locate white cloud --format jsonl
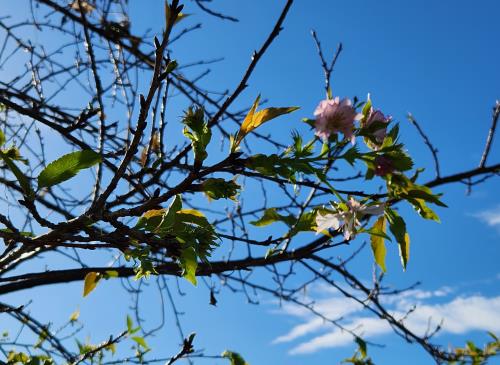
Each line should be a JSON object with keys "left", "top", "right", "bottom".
{"left": 474, "top": 205, "right": 500, "bottom": 229}
{"left": 273, "top": 287, "right": 500, "bottom": 355}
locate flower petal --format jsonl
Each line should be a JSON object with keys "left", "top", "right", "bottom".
{"left": 315, "top": 212, "right": 340, "bottom": 234}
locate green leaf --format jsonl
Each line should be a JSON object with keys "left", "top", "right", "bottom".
{"left": 386, "top": 209, "right": 410, "bottom": 270}
{"left": 355, "top": 337, "right": 368, "bottom": 359}
{"left": 370, "top": 216, "right": 387, "bottom": 272}
{"left": 406, "top": 188, "right": 447, "bottom": 207}
{"left": 399, "top": 233, "right": 410, "bottom": 271}
{"left": 0, "top": 130, "right": 5, "bottom": 146}
{"left": 176, "top": 209, "right": 211, "bottom": 228}
{"left": 182, "top": 107, "right": 211, "bottom": 162}
{"left": 126, "top": 315, "right": 140, "bottom": 335}
{"left": 131, "top": 336, "right": 150, "bottom": 350}
{"left": 136, "top": 195, "right": 182, "bottom": 232}
{"left": 250, "top": 208, "right": 294, "bottom": 227}
{"left": 180, "top": 247, "right": 198, "bottom": 286}
{"left": 408, "top": 198, "right": 440, "bottom": 222}
{"left": 361, "top": 97, "right": 372, "bottom": 118}
{"left": 201, "top": 178, "right": 240, "bottom": 201}
{"left": 34, "top": 327, "right": 49, "bottom": 348}
{"left": 83, "top": 271, "right": 100, "bottom": 297}
{"left": 38, "top": 150, "right": 101, "bottom": 188}
{"left": 0, "top": 150, "right": 32, "bottom": 197}
{"left": 222, "top": 350, "right": 249, "bottom": 365}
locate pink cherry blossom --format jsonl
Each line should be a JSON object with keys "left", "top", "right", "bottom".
{"left": 315, "top": 198, "right": 385, "bottom": 240}
{"left": 314, "top": 97, "right": 362, "bottom": 144}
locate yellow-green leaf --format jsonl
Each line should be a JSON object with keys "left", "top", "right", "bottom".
{"left": 222, "top": 350, "right": 249, "bottom": 365}
{"left": 370, "top": 216, "right": 387, "bottom": 272}
{"left": 69, "top": 309, "right": 80, "bottom": 322}
{"left": 231, "top": 95, "right": 299, "bottom": 152}
{"left": 38, "top": 150, "right": 101, "bottom": 189}
{"left": 180, "top": 247, "right": 198, "bottom": 286}
{"left": 83, "top": 272, "right": 100, "bottom": 297}
{"left": 131, "top": 336, "right": 150, "bottom": 350}
{"left": 399, "top": 233, "right": 410, "bottom": 270}
{"left": 165, "top": 1, "right": 190, "bottom": 26}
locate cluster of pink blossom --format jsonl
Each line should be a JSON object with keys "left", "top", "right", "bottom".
{"left": 313, "top": 97, "right": 362, "bottom": 144}
{"left": 314, "top": 96, "right": 391, "bottom": 148}
{"left": 316, "top": 197, "right": 385, "bottom": 240}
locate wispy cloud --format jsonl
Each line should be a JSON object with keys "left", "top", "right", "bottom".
{"left": 474, "top": 205, "right": 500, "bottom": 230}
{"left": 273, "top": 286, "right": 500, "bottom": 355}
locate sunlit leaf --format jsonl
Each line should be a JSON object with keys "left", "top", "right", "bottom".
{"left": 231, "top": 95, "right": 299, "bottom": 152}
{"left": 386, "top": 209, "right": 410, "bottom": 270}
{"left": 180, "top": 247, "right": 198, "bottom": 286}
{"left": 69, "top": 309, "right": 80, "bottom": 322}
{"left": 83, "top": 272, "right": 100, "bottom": 297}
{"left": 222, "top": 350, "right": 249, "bottom": 365}
{"left": 131, "top": 336, "right": 150, "bottom": 350}
{"left": 38, "top": 150, "right": 101, "bottom": 189}
{"left": 370, "top": 216, "right": 387, "bottom": 272}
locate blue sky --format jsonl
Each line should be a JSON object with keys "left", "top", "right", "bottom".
{"left": 1, "top": 0, "right": 500, "bottom": 364}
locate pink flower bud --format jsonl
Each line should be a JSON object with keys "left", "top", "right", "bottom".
{"left": 374, "top": 155, "right": 394, "bottom": 176}
{"left": 363, "top": 107, "right": 391, "bottom": 148}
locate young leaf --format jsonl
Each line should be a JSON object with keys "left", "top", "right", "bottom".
{"left": 83, "top": 272, "right": 100, "bottom": 297}
{"left": 182, "top": 107, "right": 211, "bottom": 162}
{"left": 38, "top": 150, "right": 101, "bottom": 189}
{"left": 69, "top": 309, "right": 80, "bottom": 322}
{"left": 221, "top": 350, "right": 249, "bottom": 365}
{"left": 0, "top": 130, "right": 5, "bottom": 146}
{"left": 231, "top": 95, "right": 299, "bottom": 152}
{"left": 370, "top": 216, "right": 387, "bottom": 272}
{"left": 131, "top": 336, "right": 150, "bottom": 350}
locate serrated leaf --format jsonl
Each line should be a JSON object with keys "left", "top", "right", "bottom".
{"left": 177, "top": 209, "right": 210, "bottom": 228}
{"left": 370, "top": 216, "right": 387, "bottom": 272}
{"left": 182, "top": 107, "right": 211, "bottom": 162}
{"left": 38, "top": 150, "right": 101, "bottom": 188}
{"left": 222, "top": 350, "right": 249, "bottom": 365}
{"left": 83, "top": 272, "right": 100, "bottom": 297}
